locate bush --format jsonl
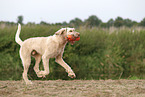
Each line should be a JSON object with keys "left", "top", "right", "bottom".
{"left": 0, "top": 25, "right": 145, "bottom": 80}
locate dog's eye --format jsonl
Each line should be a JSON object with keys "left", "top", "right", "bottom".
{"left": 70, "top": 30, "right": 73, "bottom": 32}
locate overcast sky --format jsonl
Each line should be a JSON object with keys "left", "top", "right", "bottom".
{"left": 0, "top": 0, "right": 145, "bottom": 24}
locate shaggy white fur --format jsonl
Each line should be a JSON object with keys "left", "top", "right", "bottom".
{"left": 15, "top": 24, "right": 80, "bottom": 84}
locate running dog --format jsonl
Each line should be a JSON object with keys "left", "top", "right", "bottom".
{"left": 15, "top": 24, "right": 80, "bottom": 84}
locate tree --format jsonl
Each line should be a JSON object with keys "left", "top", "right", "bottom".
{"left": 107, "top": 18, "right": 114, "bottom": 27}
{"left": 62, "top": 21, "right": 68, "bottom": 26}
{"left": 132, "top": 21, "right": 138, "bottom": 26}
{"left": 85, "top": 15, "right": 102, "bottom": 27}
{"left": 17, "top": 15, "right": 24, "bottom": 24}
{"left": 40, "top": 21, "right": 48, "bottom": 25}
{"left": 124, "top": 18, "right": 133, "bottom": 27}
{"left": 100, "top": 23, "right": 107, "bottom": 28}
{"left": 140, "top": 18, "right": 145, "bottom": 27}
{"left": 114, "top": 17, "right": 124, "bottom": 27}
{"left": 69, "top": 18, "right": 83, "bottom": 27}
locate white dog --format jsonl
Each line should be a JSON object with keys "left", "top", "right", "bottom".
{"left": 15, "top": 24, "right": 80, "bottom": 84}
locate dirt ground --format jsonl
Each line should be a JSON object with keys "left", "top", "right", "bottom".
{"left": 0, "top": 80, "right": 145, "bottom": 97}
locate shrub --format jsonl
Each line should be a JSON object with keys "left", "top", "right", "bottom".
{"left": 0, "top": 25, "right": 145, "bottom": 80}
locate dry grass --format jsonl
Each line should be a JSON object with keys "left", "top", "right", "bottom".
{"left": 0, "top": 80, "right": 145, "bottom": 97}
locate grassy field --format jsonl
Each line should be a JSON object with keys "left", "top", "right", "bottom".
{"left": 0, "top": 25, "right": 145, "bottom": 80}
{"left": 0, "top": 80, "right": 145, "bottom": 97}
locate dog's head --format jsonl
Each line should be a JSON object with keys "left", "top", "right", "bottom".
{"left": 55, "top": 28, "right": 80, "bottom": 44}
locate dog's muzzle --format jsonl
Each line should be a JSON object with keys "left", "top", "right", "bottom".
{"left": 65, "top": 32, "right": 80, "bottom": 45}
{"left": 65, "top": 33, "right": 80, "bottom": 41}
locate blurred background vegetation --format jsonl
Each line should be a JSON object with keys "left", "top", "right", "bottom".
{"left": 0, "top": 15, "right": 145, "bottom": 80}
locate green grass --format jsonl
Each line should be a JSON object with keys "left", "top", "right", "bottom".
{"left": 0, "top": 25, "right": 145, "bottom": 80}
{"left": 129, "top": 76, "right": 140, "bottom": 80}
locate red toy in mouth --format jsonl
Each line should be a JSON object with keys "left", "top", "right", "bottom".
{"left": 66, "top": 35, "right": 80, "bottom": 41}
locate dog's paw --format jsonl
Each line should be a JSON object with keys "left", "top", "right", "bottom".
{"left": 37, "top": 74, "right": 43, "bottom": 78}
{"left": 36, "top": 72, "right": 42, "bottom": 77}
{"left": 26, "top": 80, "right": 33, "bottom": 85}
{"left": 37, "top": 71, "right": 48, "bottom": 78}
{"left": 68, "top": 71, "right": 76, "bottom": 78}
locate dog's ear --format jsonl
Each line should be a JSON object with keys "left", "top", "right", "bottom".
{"left": 55, "top": 28, "right": 66, "bottom": 35}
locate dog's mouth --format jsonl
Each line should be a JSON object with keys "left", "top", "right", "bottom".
{"left": 69, "top": 37, "right": 80, "bottom": 45}
{"left": 65, "top": 35, "right": 80, "bottom": 45}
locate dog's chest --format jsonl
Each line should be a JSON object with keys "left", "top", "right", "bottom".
{"left": 57, "top": 48, "right": 63, "bottom": 55}
{"left": 49, "top": 45, "right": 64, "bottom": 58}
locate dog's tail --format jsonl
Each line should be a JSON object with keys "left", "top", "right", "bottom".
{"left": 15, "top": 24, "right": 23, "bottom": 46}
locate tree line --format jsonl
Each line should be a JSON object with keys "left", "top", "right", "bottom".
{"left": 0, "top": 15, "right": 145, "bottom": 80}
{"left": 0, "top": 15, "right": 145, "bottom": 28}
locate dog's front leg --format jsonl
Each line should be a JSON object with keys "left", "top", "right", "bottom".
{"left": 55, "top": 56, "right": 76, "bottom": 78}
{"left": 37, "top": 55, "right": 49, "bottom": 77}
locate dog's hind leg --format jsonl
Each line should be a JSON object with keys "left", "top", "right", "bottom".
{"left": 37, "top": 54, "right": 50, "bottom": 78}
{"left": 22, "top": 57, "right": 32, "bottom": 84}
{"left": 20, "top": 49, "right": 32, "bottom": 84}
{"left": 33, "top": 54, "right": 42, "bottom": 77}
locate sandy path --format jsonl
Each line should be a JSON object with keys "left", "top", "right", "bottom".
{"left": 0, "top": 80, "right": 145, "bottom": 97}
